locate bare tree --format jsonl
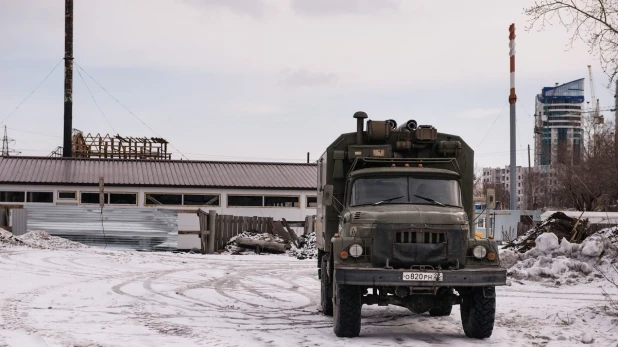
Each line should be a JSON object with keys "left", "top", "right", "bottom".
{"left": 552, "top": 120, "right": 617, "bottom": 210}
{"left": 473, "top": 164, "right": 484, "bottom": 197}
{"left": 524, "top": 0, "right": 618, "bottom": 85}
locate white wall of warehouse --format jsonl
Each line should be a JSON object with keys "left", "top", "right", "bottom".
{"left": 0, "top": 184, "right": 317, "bottom": 249}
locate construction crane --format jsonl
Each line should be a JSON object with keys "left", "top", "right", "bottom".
{"left": 587, "top": 65, "right": 603, "bottom": 125}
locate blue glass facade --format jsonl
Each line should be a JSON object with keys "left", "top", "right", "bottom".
{"left": 535, "top": 79, "right": 585, "bottom": 166}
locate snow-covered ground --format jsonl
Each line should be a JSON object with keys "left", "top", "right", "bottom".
{"left": 1, "top": 244, "right": 617, "bottom": 347}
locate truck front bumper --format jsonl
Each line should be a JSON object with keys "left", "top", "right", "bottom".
{"left": 334, "top": 266, "right": 507, "bottom": 287}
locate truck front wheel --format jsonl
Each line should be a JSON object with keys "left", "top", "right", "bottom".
{"left": 460, "top": 287, "right": 496, "bottom": 339}
{"left": 333, "top": 282, "right": 362, "bottom": 338}
{"left": 320, "top": 255, "right": 333, "bottom": 316}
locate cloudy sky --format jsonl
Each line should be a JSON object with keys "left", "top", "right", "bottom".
{"left": 0, "top": 0, "right": 615, "bottom": 168}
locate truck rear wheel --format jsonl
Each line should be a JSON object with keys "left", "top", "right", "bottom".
{"left": 320, "top": 255, "right": 333, "bottom": 316}
{"left": 333, "top": 282, "right": 362, "bottom": 338}
{"left": 460, "top": 287, "right": 496, "bottom": 339}
{"left": 429, "top": 303, "right": 453, "bottom": 317}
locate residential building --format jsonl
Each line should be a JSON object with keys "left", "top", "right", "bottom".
{"left": 481, "top": 165, "right": 526, "bottom": 209}
{"left": 534, "top": 78, "right": 585, "bottom": 166}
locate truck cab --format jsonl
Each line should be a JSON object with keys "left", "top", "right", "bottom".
{"left": 316, "top": 112, "right": 506, "bottom": 339}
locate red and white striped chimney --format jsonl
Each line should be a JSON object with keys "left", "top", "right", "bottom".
{"left": 509, "top": 24, "right": 517, "bottom": 104}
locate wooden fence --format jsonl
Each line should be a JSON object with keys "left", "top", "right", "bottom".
{"left": 197, "top": 210, "right": 274, "bottom": 253}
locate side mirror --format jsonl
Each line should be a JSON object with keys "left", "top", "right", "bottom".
{"left": 323, "top": 185, "right": 334, "bottom": 206}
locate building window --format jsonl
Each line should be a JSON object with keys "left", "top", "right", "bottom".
{"left": 82, "top": 192, "right": 137, "bottom": 205}
{"left": 228, "top": 195, "right": 263, "bottom": 207}
{"left": 265, "top": 196, "right": 299, "bottom": 207}
{"left": 81, "top": 192, "right": 108, "bottom": 204}
{"left": 477, "top": 218, "right": 484, "bottom": 228}
{"left": 518, "top": 183, "right": 521, "bottom": 187}
{"left": 26, "top": 192, "right": 54, "bottom": 203}
{"left": 58, "top": 191, "right": 77, "bottom": 200}
{"left": 109, "top": 193, "right": 137, "bottom": 205}
{"left": 183, "top": 194, "right": 220, "bottom": 206}
{"left": 307, "top": 196, "right": 317, "bottom": 208}
{"left": 227, "top": 195, "right": 301, "bottom": 208}
{"left": 145, "top": 193, "right": 182, "bottom": 205}
{"left": 0, "top": 191, "right": 25, "bottom": 203}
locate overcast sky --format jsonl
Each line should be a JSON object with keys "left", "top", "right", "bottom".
{"left": 0, "top": 0, "right": 615, "bottom": 168}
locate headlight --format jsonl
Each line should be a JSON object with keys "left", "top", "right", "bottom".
{"left": 473, "top": 245, "right": 487, "bottom": 259}
{"left": 349, "top": 244, "right": 363, "bottom": 258}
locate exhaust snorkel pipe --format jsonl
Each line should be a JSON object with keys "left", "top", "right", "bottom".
{"left": 353, "top": 111, "right": 368, "bottom": 145}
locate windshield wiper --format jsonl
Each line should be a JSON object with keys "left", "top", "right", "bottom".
{"left": 413, "top": 194, "right": 447, "bottom": 207}
{"left": 373, "top": 195, "right": 404, "bottom": 206}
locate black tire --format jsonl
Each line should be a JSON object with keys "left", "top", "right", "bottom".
{"left": 460, "top": 287, "right": 496, "bottom": 339}
{"left": 320, "top": 256, "right": 333, "bottom": 316}
{"left": 429, "top": 303, "right": 453, "bottom": 317}
{"left": 333, "top": 282, "right": 362, "bottom": 338}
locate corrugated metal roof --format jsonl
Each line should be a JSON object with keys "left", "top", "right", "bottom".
{"left": 0, "top": 157, "right": 318, "bottom": 189}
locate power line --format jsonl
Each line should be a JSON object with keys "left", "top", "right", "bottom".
{"left": 519, "top": 103, "right": 533, "bottom": 118}
{"left": 0, "top": 58, "right": 63, "bottom": 127}
{"left": 476, "top": 104, "right": 508, "bottom": 148}
{"left": 75, "top": 67, "right": 118, "bottom": 134}
{"left": 7, "top": 127, "right": 62, "bottom": 139}
{"left": 75, "top": 63, "right": 189, "bottom": 160}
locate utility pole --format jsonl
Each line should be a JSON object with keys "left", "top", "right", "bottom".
{"left": 1, "top": 126, "right": 20, "bottom": 157}
{"left": 2, "top": 126, "right": 9, "bottom": 156}
{"left": 508, "top": 24, "right": 517, "bottom": 210}
{"left": 526, "top": 144, "right": 532, "bottom": 210}
{"left": 63, "top": 0, "right": 74, "bottom": 157}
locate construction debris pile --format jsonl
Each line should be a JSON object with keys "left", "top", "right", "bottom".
{"left": 225, "top": 231, "right": 318, "bottom": 260}
{"left": 500, "top": 224, "right": 618, "bottom": 285}
{"left": 503, "top": 212, "right": 590, "bottom": 253}
{"left": 289, "top": 232, "right": 317, "bottom": 260}
{"left": 0, "top": 229, "right": 87, "bottom": 250}
{"left": 0, "top": 229, "right": 25, "bottom": 246}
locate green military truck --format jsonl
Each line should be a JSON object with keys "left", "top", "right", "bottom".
{"left": 316, "top": 112, "right": 507, "bottom": 338}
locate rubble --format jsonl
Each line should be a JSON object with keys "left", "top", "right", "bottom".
{"left": 500, "top": 226, "right": 618, "bottom": 284}
{"left": 289, "top": 232, "right": 317, "bottom": 260}
{"left": 503, "top": 212, "right": 590, "bottom": 253}
{"left": 0, "top": 230, "right": 86, "bottom": 250}
{"left": 224, "top": 231, "right": 318, "bottom": 260}
{"left": 0, "top": 229, "right": 25, "bottom": 247}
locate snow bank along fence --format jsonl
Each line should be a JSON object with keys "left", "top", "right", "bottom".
{"left": 197, "top": 210, "right": 316, "bottom": 254}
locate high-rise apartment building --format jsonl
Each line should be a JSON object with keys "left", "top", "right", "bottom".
{"left": 534, "top": 79, "right": 585, "bottom": 166}
{"left": 481, "top": 166, "right": 526, "bottom": 209}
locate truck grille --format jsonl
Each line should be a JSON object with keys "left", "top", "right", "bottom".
{"left": 394, "top": 230, "right": 446, "bottom": 244}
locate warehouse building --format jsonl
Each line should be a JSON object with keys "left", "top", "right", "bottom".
{"left": 0, "top": 157, "right": 318, "bottom": 248}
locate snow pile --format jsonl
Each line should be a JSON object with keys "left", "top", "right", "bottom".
{"left": 0, "top": 229, "right": 25, "bottom": 247}
{"left": 501, "top": 227, "right": 618, "bottom": 284}
{"left": 503, "top": 212, "right": 589, "bottom": 253}
{"left": 289, "top": 232, "right": 317, "bottom": 260}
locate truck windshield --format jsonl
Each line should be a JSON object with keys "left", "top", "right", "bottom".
{"left": 350, "top": 176, "right": 462, "bottom": 207}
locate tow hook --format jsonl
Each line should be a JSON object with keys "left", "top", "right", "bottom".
{"left": 482, "top": 286, "right": 496, "bottom": 298}
{"left": 384, "top": 258, "right": 393, "bottom": 270}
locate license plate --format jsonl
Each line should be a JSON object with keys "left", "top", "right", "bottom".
{"left": 403, "top": 272, "right": 443, "bottom": 281}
